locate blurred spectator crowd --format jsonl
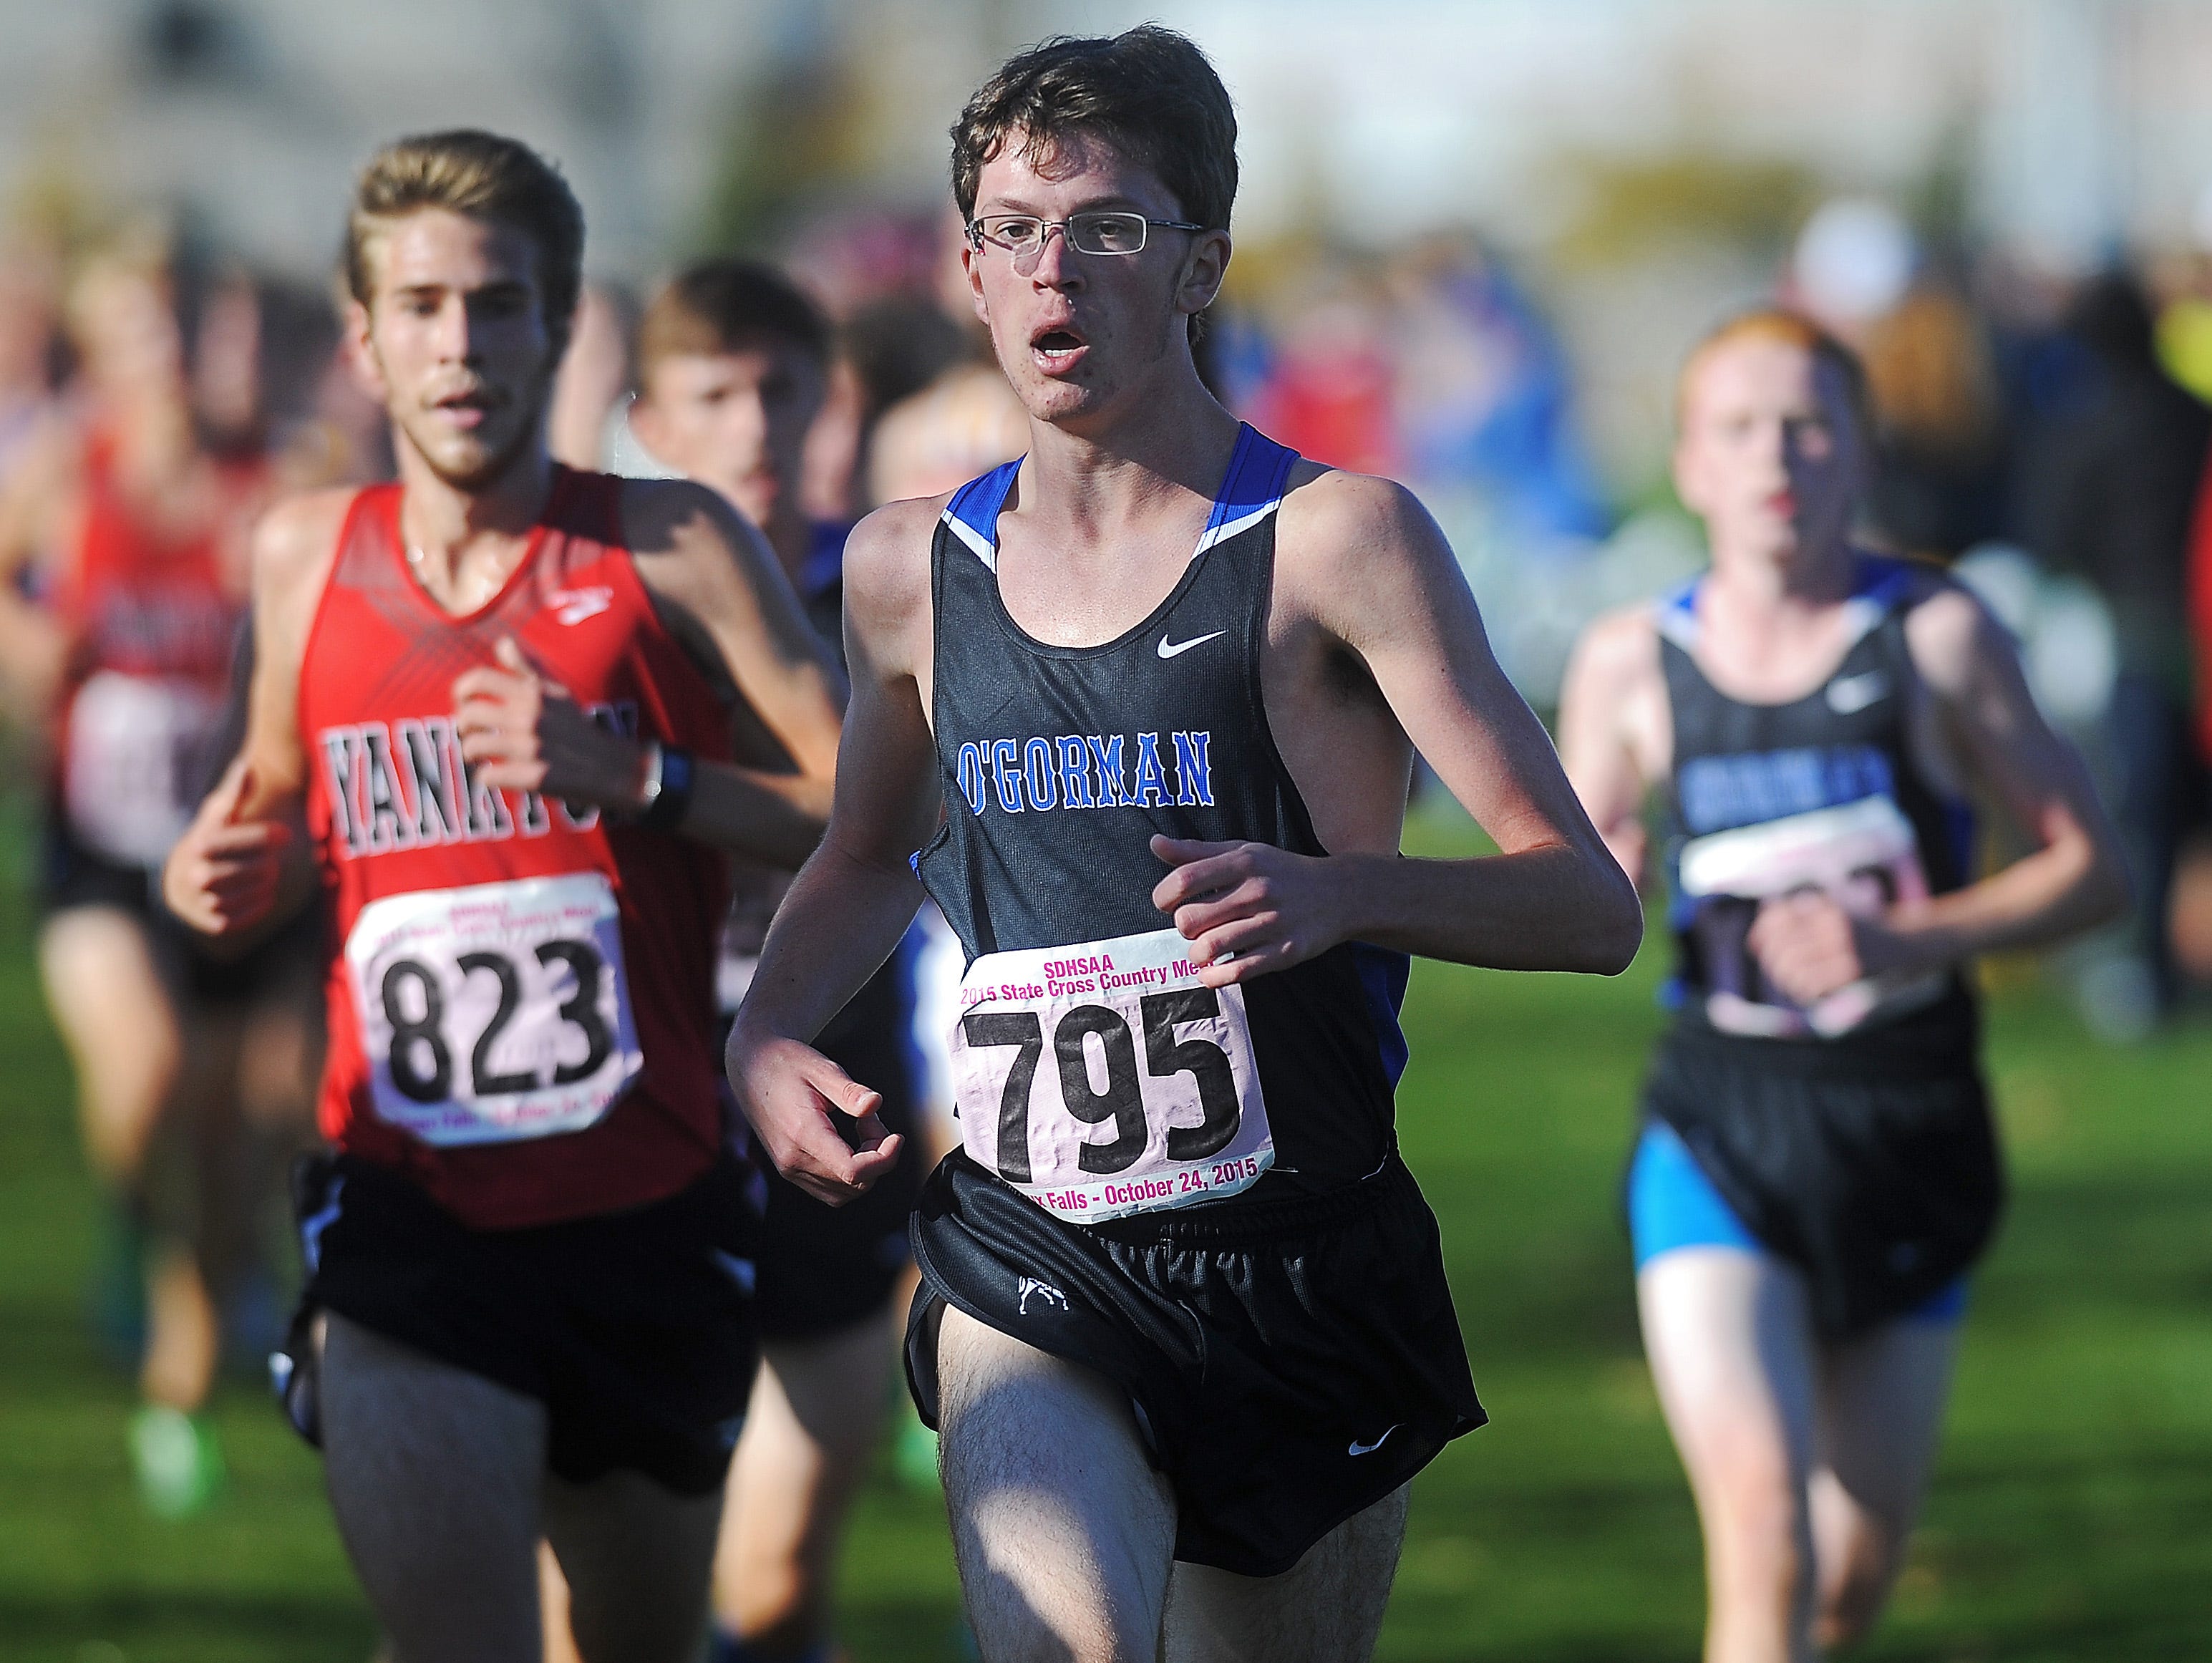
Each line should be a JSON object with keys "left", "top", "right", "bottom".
{"left": 0, "top": 180, "right": 2207, "bottom": 1029}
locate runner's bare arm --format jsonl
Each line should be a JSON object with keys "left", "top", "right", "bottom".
{"left": 0, "top": 420, "right": 74, "bottom": 712}
{"left": 453, "top": 479, "right": 843, "bottom": 870}
{"left": 725, "top": 498, "right": 945, "bottom": 1206}
{"left": 1747, "top": 585, "right": 2126, "bottom": 1003}
{"left": 161, "top": 490, "right": 349, "bottom": 937}
{"left": 1558, "top": 605, "right": 1668, "bottom": 886}
{"left": 1153, "top": 473, "right": 1642, "bottom": 986}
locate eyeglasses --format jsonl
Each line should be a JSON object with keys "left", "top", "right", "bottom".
{"left": 966, "top": 211, "right": 1208, "bottom": 273}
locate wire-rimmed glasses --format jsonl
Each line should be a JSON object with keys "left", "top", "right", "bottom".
{"left": 966, "top": 211, "right": 1208, "bottom": 273}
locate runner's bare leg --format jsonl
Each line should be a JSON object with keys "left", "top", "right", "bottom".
{"left": 1163, "top": 1485, "right": 1409, "bottom": 1663}
{"left": 319, "top": 1313, "right": 545, "bottom": 1663}
{"left": 716, "top": 1313, "right": 899, "bottom": 1649}
{"left": 1639, "top": 1248, "right": 1820, "bottom": 1663}
{"left": 545, "top": 1465, "right": 723, "bottom": 1663}
{"left": 936, "top": 1305, "right": 1177, "bottom": 1662}
{"left": 1809, "top": 1319, "right": 1957, "bottom": 1647}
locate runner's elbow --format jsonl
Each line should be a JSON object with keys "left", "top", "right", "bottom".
{"left": 1581, "top": 862, "right": 1645, "bottom": 975}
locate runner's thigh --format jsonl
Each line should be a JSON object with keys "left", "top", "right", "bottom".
{"left": 936, "top": 1304, "right": 1177, "bottom": 1662}
{"left": 319, "top": 1311, "right": 546, "bottom": 1663}
{"left": 1814, "top": 1316, "right": 1959, "bottom": 1538}
{"left": 545, "top": 1463, "right": 723, "bottom": 1663}
{"left": 717, "top": 1315, "right": 898, "bottom": 1632}
{"left": 1637, "top": 1246, "right": 1820, "bottom": 1506}
{"left": 1163, "top": 1483, "right": 1410, "bottom": 1663}
{"left": 38, "top": 906, "right": 180, "bottom": 1169}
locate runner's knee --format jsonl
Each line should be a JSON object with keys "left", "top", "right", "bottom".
{"left": 1812, "top": 1508, "right": 1902, "bottom": 1648}
{"left": 1702, "top": 1480, "right": 1810, "bottom": 1608}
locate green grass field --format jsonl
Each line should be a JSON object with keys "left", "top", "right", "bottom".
{"left": 2, "top": 809, "right": 2209, "bottom": 1662}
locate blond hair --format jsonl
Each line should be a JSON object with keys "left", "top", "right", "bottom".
{"left": 1677, "top": 307, "right": 1873, "bottom": 442}
{"left": 345, "top": 130, "right": 584, "bottom": 344}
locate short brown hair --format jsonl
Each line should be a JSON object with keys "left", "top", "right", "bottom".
{"left": 636, "top": 259, "right": 831, "bottom": 389}
{"left": 345, "top": 130, "right": 585, "bottom": 346}
{"left": 951, "top": 26, "right": 1238, "bottom": 236}
{"left": 1678, "top": 308, "right": 1874, "bottom": 440}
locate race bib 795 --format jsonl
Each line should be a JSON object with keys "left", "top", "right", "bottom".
{"left": 951, "top": 927, "right": 1274, "bottom": 1221}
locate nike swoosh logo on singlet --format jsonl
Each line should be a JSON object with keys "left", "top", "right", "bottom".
{"left": 1825, "top": 669, "right": 1889, "bottom": 714}
{"left": 1348, "top": 1425, "right": 1399, "bottom": 1458}
{"left": 1158, "top": 630, "right": 1226, "bottom": 659}
{"left": 549, "top": 586, "right": 614, "bottom": 626}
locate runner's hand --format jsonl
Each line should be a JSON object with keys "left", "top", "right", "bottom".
{"left": 1746, "top": 891, "right": 1911, "bottom": 1004}
{"left": 162, "top": 758, "right": 291, "bottom": 936}
{"left": 454, "top": 636, "right": 649, "bottom": 808}
{"left": 1150, "top": 835, "right": 1349, "bottom": 988}
{"left": 725, "top": 1026, "right": 903, "bottom": 1206}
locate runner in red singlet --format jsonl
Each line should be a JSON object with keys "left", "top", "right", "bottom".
{"left": 0, "top": 236, "right": 279, "bottom": 1514}
{"left": 162, "top": 132, "right": 852, "bottom": 1663}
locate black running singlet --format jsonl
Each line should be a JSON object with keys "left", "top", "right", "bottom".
{"left": 915, "top": 425, "right": 1409, "bottom": 1216}
{"left": 1656, "top": 553, "right": 1976, "bottom": 1042}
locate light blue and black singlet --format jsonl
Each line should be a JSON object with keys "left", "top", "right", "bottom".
{"left": 913, "top": 424, "right": 1411, "bottom": 1199}
{"left": 1630, "top": 553, "right": 1998, "bottom": 1331}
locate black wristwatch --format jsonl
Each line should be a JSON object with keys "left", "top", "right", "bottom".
{"left": 636, "top": 741, "right": 696, "bottom": 831}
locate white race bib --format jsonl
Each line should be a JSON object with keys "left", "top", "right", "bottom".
{"left": 1679, "top": 795, "right": 1947, "bottom": 1038}
{"left": 951, "top": 927, "right": 1274, "bottom": 1221}
{"left": 345, "top": 873, "right": 644, "bottom": 1147}
{"left": 64, "top": 671, "right": 225, "bottom": 866}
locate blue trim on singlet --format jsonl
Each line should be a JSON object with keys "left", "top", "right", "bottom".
{"left": 797, "top": 519, "right": 852, "bottom": 603}
{"left": 1350, "top": 943, "right": 1412, "bottom": 1087}
{"left": 886, "top": 924, "right": 929, "bottom": 1115}
{"left": 945, "top": 460, "right": 1023, "bottom": 553}
{"left": 1197, "top": 425, "right": 1299, "bottom": 550}
{"left": 943, "top": 425, "right": 1299, "bottom": 564}
{"left": 1628, "top": 1122, "right": 1969, "bottom": 1322}
{"left": 1658, "top": 552, "right": 1923, "bottom": 645}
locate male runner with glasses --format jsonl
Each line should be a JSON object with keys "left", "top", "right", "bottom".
{"left": 727, "top": 28, "right": 1641, "bottom": 1661}
{"left": 162, "top": 132, "right": 845, "bottom": 1662}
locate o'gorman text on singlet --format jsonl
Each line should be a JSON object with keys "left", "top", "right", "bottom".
{"left": 953, "top": 729, "right": 1214, "bottom": 815}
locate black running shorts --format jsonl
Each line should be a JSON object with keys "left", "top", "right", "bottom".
{"left": 906, "top": 1150, "right": 1485, "bottom": 1577}
{"left": 279, "top": 1152, "right": 757, "bottom": 1497}
{"left": 41, "top": 805, "right": 326, "bottom": 1007}
{"left": 1643, "top": 995, "right": 2003, "bottom": 1337}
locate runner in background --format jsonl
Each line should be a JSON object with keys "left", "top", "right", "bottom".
{"left": 0, "top": 231, "right": 283, "bottom": 1515}
{"left": 540, "top": 256, "right": 928, "bottom": 1663}
{"left": 1559, "top": 309, "right": 2124, "bottom": 1662}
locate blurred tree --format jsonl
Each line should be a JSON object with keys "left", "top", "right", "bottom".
{"left": 1551, "top": 149, "right": 1820, "bottom": 272}
{"left": 697, "top": 38, "right": 875, "bottom": 256}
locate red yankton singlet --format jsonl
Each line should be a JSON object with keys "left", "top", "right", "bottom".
{"left": 301, "top": 467, "right": 732, "bottom": 1229}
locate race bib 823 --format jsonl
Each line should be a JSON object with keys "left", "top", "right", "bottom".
{"left": 345, "top": 873, "right": 644, "bottom": 1147}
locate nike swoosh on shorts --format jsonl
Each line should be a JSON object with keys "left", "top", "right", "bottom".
{"left": 1158, "top": 630, "right": 1226, "bottom": 659}
{"left": 1348, "top": 1425, "right": 1399, "bottom": 1457}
